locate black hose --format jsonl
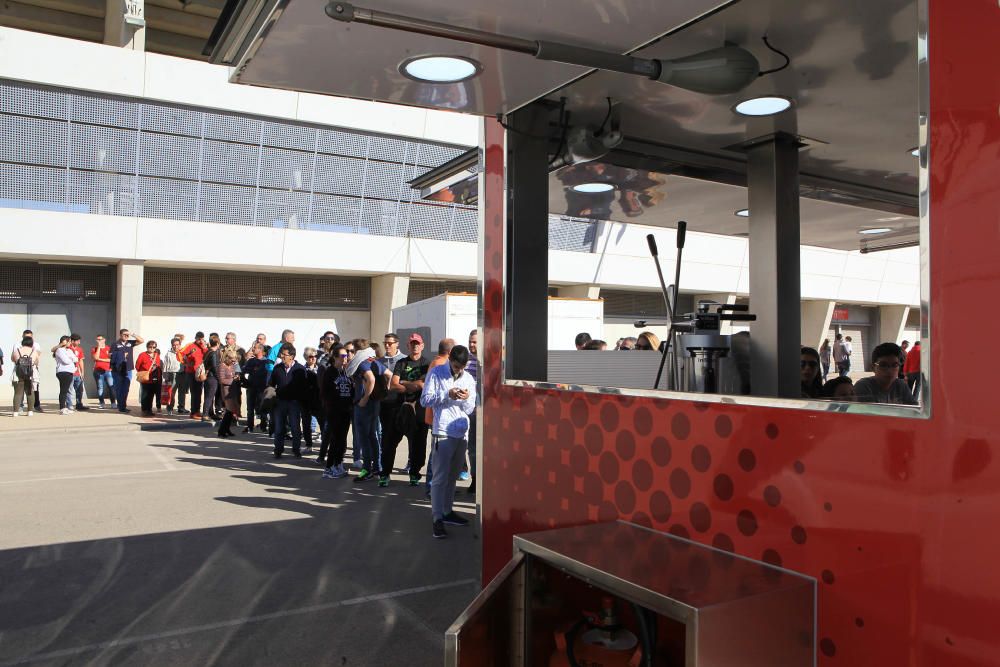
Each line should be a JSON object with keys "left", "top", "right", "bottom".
{"left": 631, "top": 602, "right": 655, "bottom": 667}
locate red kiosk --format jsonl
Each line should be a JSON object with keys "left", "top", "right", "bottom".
{"left": 209, "top": 0, "right": 1000, "bottom": 663}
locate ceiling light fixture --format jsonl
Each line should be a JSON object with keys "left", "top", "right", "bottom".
{"left": 734, "top": 208, "right": 750, "bottom": 217}
{"left": 328, "top": 3, "right": 761, "bottom": 95}
{"left": 734, "top": 96, "right": 792, "bottom": 116}
{"left": 573, "top": 182, "right": 614, "bottom": 193}
{"left": 400, "top": 55, "right": 481, "bottom": 83}
{"left": 859, "top": 227, "right": 892, "bottom": 235}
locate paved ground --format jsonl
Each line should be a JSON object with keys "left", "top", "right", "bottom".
{"left": 0, "top": 417, "right": 480, "bottom": 666}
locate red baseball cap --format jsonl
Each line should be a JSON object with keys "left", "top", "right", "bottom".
{"left": 408, "top": 333, "right": 424, "bottom": 344}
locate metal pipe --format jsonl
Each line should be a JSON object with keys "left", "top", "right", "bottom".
{"left": 326, "top": 2, "right": 537, "bottom": 54}
{"left": 326, "top": 2, "right": 663, "bottom": 79}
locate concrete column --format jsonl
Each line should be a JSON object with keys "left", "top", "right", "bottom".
{"left": 747, "top": 132, "right": 801, "bottom": 399}
{"left": 801, "top": 300, "right": 836, "bottom": 350}
{"left": 116, "top": 260, "right": 144, "bottom": 333}
{"left": 879, "top": 305, "right": 910, "bottom": 345}
{"left": 105, "top": 0, "right": 145, "bottom": 50}
{"left": 694, "top": 293, "right": 737, "bottom": 334}
{"left": 559, "top": 285, "right": 600, "bottom": 299}
{"left": 370, "top": 274, "right": 410, "bottom": 340}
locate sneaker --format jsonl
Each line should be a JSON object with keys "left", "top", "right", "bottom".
{"left": 322, "top": 467, "right": 337, "bottom": 479}
{"left": 353, "top": 469, "right": 374, "bottom": 483}
{"left": 353, "top": 460, "right": 363, "bottom": 470}
{"left": 77, "top": 405, "right": 90, "bottom": 411}
{"left": 293, "top": 451, "right": 302, "bottom": 459}
{"left": 442, "top": 512, "right": 470, "bottom": 527}
{"left": 191, "top": 413, "right": 201, "bottom": 420}
{"left": 167, "top": 408, "right": 173, "bottom": 415}
{"left": 331, "top": 464, "right": 348, "bottom": 479}
{"left": 60, "top": 408, "right": 70, "bottom": 415}
{"left": 96, "top": 404, "right": 104, "bottom": 410}
{"left": 26, "top": 411, "right": 33, "bottom": 417}
{"left": 11, "top": 412, "right": 18, "bottom": 418}
{"left": 408, "top": 473, "right": 421, "bottom": 486}
{"left": 458, "top": 471, "right": 471, "bottom": 482}
{"left": 177, "top": 408, "right": 190, "bottom": 415}
{"left": 432, "top": 521, "right": 448, "bottom": 539}
{"left": 378, "top": 476, "right": 389, "bottom": 487}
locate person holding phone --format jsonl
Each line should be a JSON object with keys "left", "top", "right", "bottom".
{"left": 420, "top": 345, "right": 476, "bottom": 539}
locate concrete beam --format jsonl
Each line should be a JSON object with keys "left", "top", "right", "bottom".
{"left": 801, "top": 300, "right": 836, "bottom": 350}
{"left": 370, "top": 274, "right": 410, "bottom": 341}
{"left": 15, "top": 0, "right": 102, "bottom": 18}
{"left": 116, "top": 260, "right": 144, "bottom": 333}
{"left": 144, "top": 28, "right": 207, "bottom": 59}
{"left": 879, "top": 305, "right": 910, "bottom": 346}
{"left": 145, "top": 0, "right": 223, "bottom": 18}
{"left": 145, "top": 4, "right": 215, "bottom": 38}
{"left": 0, "top": 2, "right": 103, "bottom": 40}
{"left": 104, "top": 0, "right": 144, "bottom": 50}
{"left": 558, "top": 285, "right": 600, "bottom": 300}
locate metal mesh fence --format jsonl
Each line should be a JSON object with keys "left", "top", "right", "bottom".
{"left": 0, "top": 261, "right": 115, "bottom": 301}
{"left": 407, "top": 280, "right": 478, "bottom": 303}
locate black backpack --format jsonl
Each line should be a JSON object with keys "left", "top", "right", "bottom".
{"left": 370, "top": 360, "right": 389, "bottom": 401}
{"left": 15, "top": 348, "right": 33, "bottom": 381}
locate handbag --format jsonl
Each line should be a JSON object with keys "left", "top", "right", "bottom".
{"left": 137, "top": 370, "right": 151, "bottom": 384}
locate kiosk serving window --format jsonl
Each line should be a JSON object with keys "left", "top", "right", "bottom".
{"left": 500, "top": 0, "right": 927, "bottom": 417}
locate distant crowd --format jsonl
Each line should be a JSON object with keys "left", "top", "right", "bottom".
{"left": 4, "top": 328, "right": 479, "bottom": 539}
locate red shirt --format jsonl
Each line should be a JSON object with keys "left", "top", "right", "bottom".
{"left": 135, "top": 351, "right": 162, "bottom": 373}
{"left": 71, "top": 344, "right": 85, "bottom": 376}
{"left": 92, "top": 345, "right": 111, "bottom": 372}
{"left": 903, "top": 344, "right": 921, "bottom": 374}
{"left": 180, "top": 342, "right": 206, "bottom": 373}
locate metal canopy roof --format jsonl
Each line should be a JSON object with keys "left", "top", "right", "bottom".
{"left": 208, "top": 0, "right": 919, "bottom": 250}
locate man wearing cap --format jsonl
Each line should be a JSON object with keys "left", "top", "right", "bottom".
{"left": 385, "top": 333, "right": 431, "bottom": 486}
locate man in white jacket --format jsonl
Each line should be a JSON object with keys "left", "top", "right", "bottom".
{"left": 420, "top": 345, "right": 476, "bottom": 539}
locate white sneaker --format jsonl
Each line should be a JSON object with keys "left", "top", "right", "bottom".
{"left": 27, "top": 411, "right": 33, "bottom": 417}
{"left": 60, "top": 408, "right": 70, "bottom": 415}
{"left": 12, "top": 412, "right": 18, "bottom": 418}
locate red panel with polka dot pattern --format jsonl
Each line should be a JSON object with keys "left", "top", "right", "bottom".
{"left": 478, "top": 2, "right": 1000, "bottom": 664}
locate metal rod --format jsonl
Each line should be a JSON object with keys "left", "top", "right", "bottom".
{"left": 326, "top": 2, "right": 662, "bottom": 79}
{"left": 327, "top": 2, "right": 537, "bottom": 54}
{"left": 669, "top": 222, "right": 687, "bottom": 390}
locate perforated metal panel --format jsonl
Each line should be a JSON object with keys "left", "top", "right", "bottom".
{"left": 407, "top": 280, "right": 477, "bottom": 303}
{"left": 144, "top": 267, "right": 370, "bottom": 308}
{"left": 0, "top": 261, "right": 114, "bottom": 301}
{"left": 0, "top": 80, "right": 482, "bottom": 245}
{"left": 549, "top": 215, "right": 599, "bottom": 253}
{"left": 601, "top": 289, "right": 669, "bottom": 318}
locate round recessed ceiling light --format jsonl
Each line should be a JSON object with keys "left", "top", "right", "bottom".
{"left": 735, "top": 208, "right": 750, "bottom": 217}
{"left": 859, "top": 227, "right": 892, "bottom": 235}
{"left": 734, "top": 96, "right": 792, "bottom": 117}
{"left": 400, "top": 55, "right": 481, "bottom": 83}
{"left": 910, "top": 147, "right": 920, "bottom": 157}
{"left": 573, "top": 182, "right": 615, "bottom": 193}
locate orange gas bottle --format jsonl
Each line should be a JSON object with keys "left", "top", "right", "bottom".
{"left": 549, "top": 597, "right": 644, "bottom": 667}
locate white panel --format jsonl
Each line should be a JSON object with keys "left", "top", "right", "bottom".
{"left": 296, "top": 93, "right": 428, "bottom": 141}
{"left": 134, "top": 218, "right": 285, "bottom": 267}
{"left": 141, "top": 306, "right": 370, "bottom": 362}
{"left": 0, "top": 27, "right": 145, "bottom": 97}
{"left": 0, "top": 209, "right": 137, "bottom": 260}
{"left": 838, "top": 278, "right": 883, "bottom": 302}
{"left": 801, "top": 246, "right": 847, "bottom": 276}
{"left": 548, "top": 298, "right": 603, "bottom": 350}
{"left": 422, "top": 110, "right": 480, "bottom": 147}
{"left": 843, "top": 252, "right": 889, "bottom": 281}
{"left": 143, "top": 52, "right": 299, "bottom": 119}
{"left": 801, "top": 274, "right": 843, "bottom": 299}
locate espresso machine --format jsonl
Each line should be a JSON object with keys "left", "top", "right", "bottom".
{"left": 642, "top": 225, "right": 756, "bottom": 394}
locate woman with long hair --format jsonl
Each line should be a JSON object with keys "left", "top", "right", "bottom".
{"left": 54, "top": 336, "right": 78, "bottom": 415}
{"left": 135, "top": 341, "right": 163, "bottom": 417}
{"left": 11, "top": 336, "right": 40, "bottom": 417}
{"left": 319, "top": 343, "right": 355, "bottom": 477}
{"left": 801, "top": 346, "right": 824, "bottom": 399}
{"left": 201, "top": 333, "right": 222, "bottom": 423}
{"left": 819, "top": 339, "right": 832, "bottom": 382}
{"left": 635, "top": 331, "right": 661, "bottom": 352}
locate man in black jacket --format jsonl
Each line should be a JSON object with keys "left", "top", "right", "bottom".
{"left": 268, "top": 344, "right": 307, "bottom": 458}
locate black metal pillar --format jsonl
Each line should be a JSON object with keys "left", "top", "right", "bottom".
{"left": 747, "top": 132, "right": 801, "bottom": 398}
{"left": 505, "top": 104, "right": 550, "bottom": 381}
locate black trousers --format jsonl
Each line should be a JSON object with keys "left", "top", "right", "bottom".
{"left": 56, "top": 372, "right": 74, "bottom": 410}
{"left": 321, "top": 406, "right": 353, "bottom": 467}
{"left": 380, "top": 403, "right": 429, "bottom": 477}
{"left": 175, "top": 372, "right": 190, "bottom": 410}
{"left": 140, "top": 381, "right": 161, "bottom": 413}
{"left": 300, "top": 402, "right": 315, "bottom": 447}
{"left": 246, "top": 387, "right": 263, "bottom": 429}
{"left": 218, "top": 410, "right": 235, "bottom": 435}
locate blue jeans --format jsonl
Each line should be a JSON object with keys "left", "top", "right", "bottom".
{"left": 71, "top": 375, "right": 85, "bottom": 408}
{"left": 353, "top": 401, "right": 382, "bottom": 473}
{"left": 113, "top": 370, "right": 131, "bottom": 411}
{"left": 93, "top": 369, "right": 114, "bottom": 406}
{"left": 272, "top": 400, "right": 302, "bottom": 456}
{"left": 430, "top": 436, "right": 468, "bottom": 522}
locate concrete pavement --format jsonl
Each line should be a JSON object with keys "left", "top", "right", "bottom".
{"left": 0, "top": 423, "right": 480, "bottom": 666}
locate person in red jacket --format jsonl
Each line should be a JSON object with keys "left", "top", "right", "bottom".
{"left": 178, "top": 332, "right": 208, "bottom": 419}
{"left": 903, "top": 340, "right": 921, "bottom": 394}
{"left": 134, "top": 341, "right": 163, "bottom": 417}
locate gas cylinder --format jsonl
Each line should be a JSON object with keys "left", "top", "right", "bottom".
{"left": 549, "top": 596, "right": 643, "bottom": 667}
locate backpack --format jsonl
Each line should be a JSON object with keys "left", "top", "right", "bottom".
{"left": 15, "top": 348, "right": 33, "bottom": 381}
{"left": 395, "top": 400, "right": 417, "bottom": 434}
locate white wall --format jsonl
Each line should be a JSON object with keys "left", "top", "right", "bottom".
{"left": 141, "top": 306, "right": 369, "bottom": 359}
{"left": 0, "top": 26, "right": 479, "bottom": 147}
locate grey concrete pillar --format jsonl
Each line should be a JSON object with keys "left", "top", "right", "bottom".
{"left": 801, "top": 300, "right": 836, "bottom": 350}
{"left": 371, "top": 274, "right": 410, "bottom": 341}
{"left": 747, "top": 133, "right": 801, "bottom": 398}
{"left": 116, "top": 260, "right": 144, "bottom": 333}
{"left": 879, "top": 305, "right": 910, "bottom": 345}
{"left": 559, "top": 285, "right": 601, "bottom": 299}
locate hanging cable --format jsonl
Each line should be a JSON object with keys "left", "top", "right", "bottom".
{"left": 596, "top": 96, "right": 613, "bottom": 136}
{"left": 548, "top": 98, "right": 569, "bottom": 167}
{"left": 758, "top": 35, "right": 790, "bottom": 77}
